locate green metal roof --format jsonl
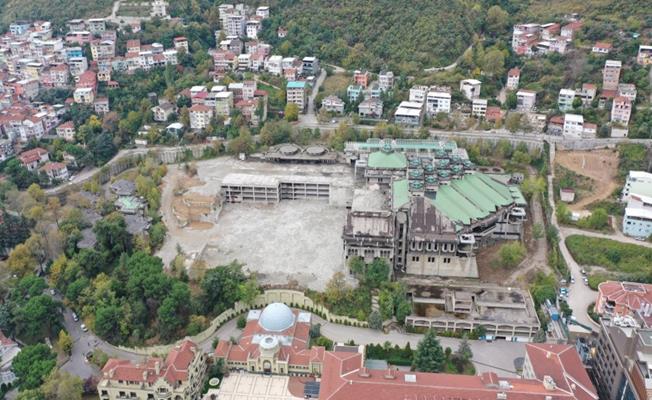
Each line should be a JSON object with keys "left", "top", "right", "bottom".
{"left": 355, "top": 139, "right": 457, "bottom": 152}
{"left": 431, "top": 173, "right": 520, "bottom": 225}
{"left": 509, "top": 186, "right": 528, "bottom": 206}
{"left": 392, "top": 179, "right": 410, "bottom": 210}
{"left": 287, "top": 81, "right": 306, "bottom": 89}
{"left": 368, "top": 151, "right": 407, "bottom": 169}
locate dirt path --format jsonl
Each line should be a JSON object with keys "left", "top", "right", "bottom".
{"left": 554, "top": 149, "right": 619, "bottom": 212}
{"left": 508, "top": 193, "right": 550, "bottom": 285}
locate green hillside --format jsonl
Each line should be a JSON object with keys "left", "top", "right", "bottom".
{"left": 258, "top": 0, "right": 479, "bottom": 74}
{"left": 0, "top": 0, "right": 114, "bottom": 30}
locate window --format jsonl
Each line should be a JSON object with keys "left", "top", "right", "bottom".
{"left": 411, "top": 256, "right": 420, "bottom": 262}
{"left": 443, "top": 257, "right": 451, "bottom": 264}
{"left": 427, "top": 257, "right": 435, "bottom": 263}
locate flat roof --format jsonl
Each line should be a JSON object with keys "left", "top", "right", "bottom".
{"left": 368, "top": 151, "right": 407, "bottom": 169}
{"left": 287, "top": 81, "right": 306, "bottom": 89}
{"left": 395, "top": 107, "right": 422, "bottom": 117}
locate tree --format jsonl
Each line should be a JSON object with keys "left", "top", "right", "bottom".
{"left": 505, "top": 92, "right": 517, "bottom": 109}
{"left": 95, "top": 304, "right": 125, "bottom": 343}
{"left": 455, "top": 334, "right": 473, "bottom": 363}
{"left": 378, "top": 289, "right": 393, "bottom": 320}
{"left": 58, "top": 329, "right": 73, "bottom": 355}
{"left": 93, "top": 213, "right": 132, "bottom": 260}
{"left": 413, "top": 329, "right": 445, "bottom": 372}
{"left": 482, "top": 49, "right": 505, "bottom": 77}
{"left": 521, "top": 177, "right": 546, "bottom": 198}
{"left": 6, "top": 243, "right": 37, "bottom": 276}
{"left": 12, "top": 344, "right": 56, "bottom": 390}
{"left": 41, "top": 370, "right": 83, "bottom": 400}
{"left": 498, "top": 242, "right": 526, "bottom": 268}
{"left": 324, "top": 272, "right": 348, "bottom": 306}
{"left": 368, "top": 310, "right": 383, "bottom": 330}
{"left": 238, "top": 277, "right": 261, "bottom": 306}
{"left": 14, "top": 295, "right": 61, "bottom": 343}
{"left": 505, "top": 113, "right": 522, "bottom": 132}
{"left": 533, "top": 223, "right": 545, "bottom": 239}
{"left": 284, "top": 103, "right": 300, "bottom": 122}
{"left": 486, "top": 6, "right": 509, "bottom": 36}
{"left": 365, "top": 258, "right": 390, "bottom": 288}
{"left": 200, "top": 262, "right": 246, "bottom": 315}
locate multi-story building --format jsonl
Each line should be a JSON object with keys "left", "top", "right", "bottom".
{"left": 18, "top": 147, "right": 49, "bottom": 170}
{"left": 618, "top": 83, "right": 637, "bottom": 102}
{"left": 637, "top": 45, "right": 652, "bottom": 65}
{"left": 425, "top": 90, "right": 451, "bottom": 115}
{"left": 90, "top": 40, "right": 115, "bottom": 60}
{"left": 286, "top": 81, "right": 307, "bottom": 112}
{"left": 516, "top": 89, "right": 537, "bottom": 111}
{"left": 55, "top": 121, "right": 75, "bottom": 141}
{"left": 0, "top": 331, "right": 20, "bottom": 386}
{"left": 347, "top": 85, "right": 363, "bottom": 102}
{"left": 226, "top": 14, "right": 245, "bottom": 37}
{"left": 321, "top": 95, "right": 345, "bottom": 114}
{"left": 561, "top": 20, "right": 582, "bottom": 40}
{"left": 562, "top": 113, "right": 584, "bottom": 138}
{"left": 151, "top": 0, "right": 168, "bottom": 17}
{"left": 393, "top": 101, "right": 422, "bottom": 125}
{"left": 359, "top": 98, "right": 384, "bottom": 119}
{"left": 558, "top": 88, "right": 576, "bottom": 111}
{"left": 256, "top": 6, "right": 270, "bottom": 18}
{"left": 99, "top": 340, "right": 206, "bottom": 400}
{"left": 592, "top": 41, "right": 612, "bottom": 54}
{"left": 265, "top": 55, "right": 283, "bottom": 75}
{"left": 246, "top": 20, "right": 261, "bottom": 39}
{"left": 68, "top": 56, "right": 88, "bottom": 77}
{"left": 378, "top": 70, "right": 394, "bottom": 91}
{"left": 301, "top": 57, "right": 320, "bottom": 77}
{"left": 73, "top": 87, "right": 94, "bottom": 104}
{"left": 214, "top": 91, "right": 234, "bottom": 117}
{"left": 189, "top": 104, "right": 213, "bottom": 130}
{"left": 459, "top": 79, "right": 481, "bottom": 100}
{"left": 353, "top": 70, "right": 370, "bottom": 88}
{"left": 40, "top": 162, "right": 69, "bottom": 182}
{"left": 409, "top": 85, "right": 428, "bottom": 103}
{"left": 603, "top": 59, "right": 622, "bottom": 91}
{"left": 506, "top": 67, "right": 520, "bottom": 90}
{"left": 621, "top": 171, "right": 652, "bottom": 238}
{"left": 173, "top": 37, "right": 189, "bottom": 53}
{"left": 0, "top": 140, "right": 15, "bottom": 162}
{"left": 578, "top": 83, "right": 597, "bottom": 106}
{"left": 471, "top": 99, "right": 487, "bottom": 118}
{"left": 611, "top": 96, "right": 632, "bottom": 125}
{"left": 215, "top": 303, "right": 325, "bottom": 375}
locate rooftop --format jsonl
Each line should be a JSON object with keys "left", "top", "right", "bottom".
{"left": 367, "top": 151, "right": 407, "bottom": 169}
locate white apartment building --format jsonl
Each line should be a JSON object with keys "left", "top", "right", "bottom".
{"left": 73, "top": 87, "right": 94, "bottom": 104}
{"left": 558, "top": 88, "right": 576, "bottom": 111}
{"left": 394, "top": 101, "right": 422, "bottom": 125}
{"left": 226, "top": 15, "right": 245, "bottom": 37}
{"left": 460, "top": 79, "right": 482, "bottom": 100}
{"left": 189, "top": 104, "right": 213, "bottom": 130}
{"left": 215, "top": 91, "right": 234, "bottom": 117}
{"left": 68, "top": 56, "right": 88, "bottom": 76}
{"left": 286, "top": 81, "right": 307, "bottom": 112}
{"left": 506, "top": 68, "right": 520, "bottom": 90}
{"left": 472, "top": 99, "right": 488, "bottom": 118}
{"left": 321, "top": 95, "right": 345, "bottom": 114}
{"left": 256, "top": 6, "right": 270, "bottom": 18}
{"left": 562, "top": 113, "right": 584, "bottom": 138}
{"left": 603, "top": 60, "right": 622, "bottom": 91}
{"left": 246, "top": 20, "right": 261, "bottom": 39}
{"left": 611, "top": 96, "right": 632, "bottom": 124}
{"left": 516, "top": 90, "right": 537, "bottom": 111}
{"left": 621, "top": 172, "right": 652, "bottom": 239}
{"left": 265, "top": 55, "right": 283, "bottom": 75}
{"left": 378, "top": 71, "right": 394, "bottom": 91}
{"left": 426, "top": 90, "right": 451, "bottom": 115}
{"left": 409, "top": 85, "right": 428, "bottom": 103}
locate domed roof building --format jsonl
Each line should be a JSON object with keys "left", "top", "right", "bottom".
{"left": 214, "top": 303, "right": 325, "bottom": 376}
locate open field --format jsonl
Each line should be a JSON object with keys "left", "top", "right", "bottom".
{"left": 157, "top": 157, "right": 354, "bottom": 291}
{"left": 321, "top": 73, "right": 350, "bottom": 97}
{"left": 554, "top": 149, "right": 619, "bottom": 211}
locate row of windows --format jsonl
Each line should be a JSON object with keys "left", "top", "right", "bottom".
{"left": 411, "top": 256, "right": 452, "bottom": 263}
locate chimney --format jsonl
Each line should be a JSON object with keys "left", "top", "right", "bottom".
{"left": 142, "top": 371, "right": 148, "bottom": 381}
{"left": 155, "top": 361, "right": 161, "bottom": 375}
{"left": 543, "top": 376, "right": 556, "bottom": 391}
{"left": 384, "top": 368, "right": 396, "bottom": 380}
{"left": 358, "top": 367, "right": 370, "bottom": 378}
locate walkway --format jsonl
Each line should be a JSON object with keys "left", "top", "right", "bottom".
{"left": 508, "top": 193, "right": 550, "bottom": 285}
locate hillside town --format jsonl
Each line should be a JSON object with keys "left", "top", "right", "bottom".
{"left": 0, "top": 1, "right": 651, "bottom": 400}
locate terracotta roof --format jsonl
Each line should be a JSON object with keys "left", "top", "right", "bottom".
{"left": 550, "top": 115, "right": 565, "bottom": 125}
{"left": 319, "top": 351, "right": 584, "bottom": 400}
{"left": 525, "top": 344, "right": 598, "bottom": 400}
{"left": 40, "top": 162, "right": 67, "bottom": 172}
{"left": 598, "top": 281, "right": 652, "bottom": 313}
{"left": 57, "top": 121, "right": 74, "bottom": 129}
{"left": 19, "top": 147, "right": 48, "bottom": 164}
{"left": 593, "top": 42, "right": 612, "bottom": 50}
{"left": 508, "top": 67, "right": 520, "bottom": 77}
{"left": 189, "top": 104, "right": 212, "bottom": 112}
{"left": 614, "top": 96, "right": 631, "bottom": 104}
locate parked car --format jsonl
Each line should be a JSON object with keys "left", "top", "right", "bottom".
{"left": 571, "top": 277, "right": 576, "bottom": 284}
{"left": 72, "top": 312, "right": 79, "bottom": 322}
{"left": 80, "top": 323, "right": 88, "bottom": 332}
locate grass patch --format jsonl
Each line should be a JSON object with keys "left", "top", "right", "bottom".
{"left": 321, "top": 74, "right": 350, "bottom": 96}
{"left": 566, "top": 235, "right": 652, "bottom": 278}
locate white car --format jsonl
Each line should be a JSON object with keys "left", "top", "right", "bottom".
{"left": 80, "top": 323, "right": 88, "bottom": 332}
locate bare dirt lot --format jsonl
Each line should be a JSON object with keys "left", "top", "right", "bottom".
{"left": 157, "top": 156, "right": 354, "bottom": 291}
{"left": 555, "top": 149, "right": 619, "bottom": 211}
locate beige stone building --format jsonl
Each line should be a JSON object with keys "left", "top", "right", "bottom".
{"left": 98, "top": 340, "right": 206, "bottom": 400}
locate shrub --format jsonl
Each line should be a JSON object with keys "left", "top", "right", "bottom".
{"left": 236, "top": 315, "right": 246, "bottom": 329}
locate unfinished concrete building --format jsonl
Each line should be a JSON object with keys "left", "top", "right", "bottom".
{"left": 343, "top": 139, "right": 527, "bottom": 279}
{"left": 260, "top": 144, "right": 339, "bottom": 163}
{"left": 405, "top": 284, "right": 540, "bottom": 340}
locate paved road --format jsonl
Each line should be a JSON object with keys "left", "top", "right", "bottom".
{"left": 314, "top": 316, "right": 524, "bottom": 376}
{"left": 547, "top": 145, "right": 598, "bottom": 330}
{"left": 299, "top": 68, "right": 327, "bottom": 126}
{"left": 560, "top": 225, "right": 652, "bottom": 248}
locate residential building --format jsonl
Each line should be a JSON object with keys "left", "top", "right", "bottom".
{"left": 506, "top": 67, "right": 520, "bottom": 90}
{"left": 637, "top": 45, "right": 652, "bottom": 66}
{"left": 621, "top": 171, "right": 652, "bottom": 238}
{"left": 256, "top": 6, "right": 270, "bottom": 18}
{"left": 73, "top": 87, "right": 94, "bottom": 104}
{"left": 378, "top": 71, "right": 394, "bottom": 91}
{"left": 151, "top": 0, "right": 168, "bottom": 17}
{"left": 408, "top": 86, "right": 428, "bottom": 104}
{"left": 189, "top": 104, "right": 213, "bottom": 130}
{"left": 611, "top": 96, "right": 632, "bottom": 125}
{"left": 265, "top": 55, "right": 283, "bottom": 75}
{"left": 426, "top": 90, "right": 451, "bottom": 115}
{"left": 359, "top": 98, "right": 384, "bottom": 119}
{"left": 393, "top": 101, "right": 422, "bottom": 125}
{"left": 0, "top": 140, "right": 15, "bottom": 162}
{"left": 0, "top": 331, "right": 20, "bottom": 386}
{"left": 126, "top": 39, "right": 141, "bottom": 53}
{"left": 99, "top": 340, "right": 206, "bottom": 400}
{"left": 603, "top": 59, "right": 622, "bottom": 91}
{"left": 286, "top": 81, "right": 307, "bottom": 112}
{"left": 56, "top": 121, "right": 75, "bottom": 141}
{"left": 617, "top": 83, "right": 637, "bottom": 102}
{"left": 214, "top": 91, "right": 234, "bottom": 117}
{"left": 215, "top": 303, "right": 325, "bottom": 375}
{"left": 459, "top": 79, "right": 481, "bottom": 100}
{"left": 562, "top": 113, "right": 584, "bottom": 138}
{"left": 471, "top": 99, "right": 488, "bottom": 118}
{"left": 277, "top": 27, "right": 287, "bottom": 38}
{"left": 68, "top": 56, "right": 88, "bottom": 76}
{"left": 226, "top": 14, "right": 245, "bottom": 37}
{"left": 347, "top": 85, "right": 363, "bottom": 102}
{"left": 9, "top": 21, "right": 30, "bottom": 36}
{"left": 353, "top": 70, "right": 370, "bottom": 88}
{"left": 522, "top": 343, "right": 598, "bottom": 400}
{"left": 578, "top": 83, "right": 597, "bottom": 106}
{"left": 18, "top": 147, "right": 49, "bottom": 170}
{"left": 592, "top": 41, "right": 612, "bottom": 54}
{"left": 596, "top": 281, "right": 652, "bottom": 319}
{"left": 547, "top": 115, "right": 565, "bottom": 135}
{"left": 512, "top": 23, "right": 541, "bottom": 55}
{"left": 40, "top": 162, "right": 69, "bottom": 182}
{"left": 301, "top": 57, "right": 320, "bottom": 76}
{"left": 94, "top": 97, "right": 109, "bottom": 114}
{"left": 86, "top": 18, "right": 106, "bottom": 34}
{"left": 485, "top": 106, "right": 503, "bottom": 123}
{"left": 65, "top": 31, "right": 92, "bottom": 44}
{"left": 321, "top": 95, "right": 345, "bottom": 114}
{"left": 173, "top": 37, "right": 189, "bottom": 53}
{"left": 152, "top": 102, "right": 175, "bottom": 122}
{"left": 558, "top": 88, "right": 576, "bottom": 111}
{"left": 516, "top": 89, "right": 537, "bottom": 111}
{"left": 246, "top": 20, "right": 261, "bottom": 39}
{"left": 561, "top": 20, "right": 582, "bottom": 40}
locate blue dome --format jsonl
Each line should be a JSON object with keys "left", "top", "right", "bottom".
{"left": 258, "top": 303, "right": 295, "bottom": 332}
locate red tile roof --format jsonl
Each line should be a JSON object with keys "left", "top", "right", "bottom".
{"left": 320, "top": 350, "right": 585, "bottom": 400}
{"left": 597, "top": 281, "right": 652, "bottom": 316}
{"left": 189, "top": 104, "right": 212, "bottom": 113}
{"left": 593, "top": 42, "right": 612, "bottom": 50}
{"left": 524, "top": 344, "right": 598, "bottom": 400}
{"left": 18, "top": 147, "right": 48, "bottom": 164}
{"left": 508, "top": 67, "right": 520, "bottom": 77}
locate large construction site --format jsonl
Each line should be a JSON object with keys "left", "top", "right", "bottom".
{"left": 157, "top": 140, "right": 538, "bottom": 339}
